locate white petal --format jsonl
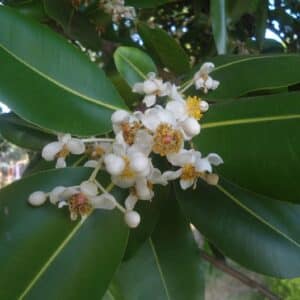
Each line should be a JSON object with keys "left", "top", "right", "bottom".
{"left": 149, "top": 168, "right": 168, "bottom": 185}
{"left": 90, "top": 194, "right": 116, "bottom": 210}
{"left": 212, "top": 80, "right": 220, "bottom": 90}
{"left": 125, "top": 193, "right": 138, "bottom": 210}
{"left": 132, "top": 82, "right": 145, "bottom": 94}
{"left": 143, "top": 94, "right": 157, "bottom": 107}
{"left": 196, "top": 158, "right": 212, "bottom": 173}
{"left": 104, "top": 154, "right": 125, "bottom": 176}
{"left": 143, "top": 80, "right": 158, "bottom": 94}
{"left": 42, "top": 142, "right": 62, "bottom": 161}
{"left": 166, "top": 100, "right": 186, "bottom": 120}
{"left": 59, "top": 133, "right": 72, "bottom": 144}
{"left": 131, "top": 129, "right": 153, "bottom": 156}
{"left": 84, "top": 160, "right": 99, "bottom": 168}
{"left": 207, "top": 153, "right": 223, "bottom": 166}
{"left": 129, "top": 152, "right": 149, "bottom": 174}
{"left": 180, "top": 118, "right": 201, "bottom": 139}
{"left": 135, "top": 178, "right": 153, "bottom": 200}
{"left": 124, "top": 210, "right": 141, "bottom": 228}
{"left": 28, "top": 191, "right": 47, "bottom": 206}
{"left": 111, "top": 110, "right": 130, "bottom": 124}
{"left": 180, "top": 179, "right": 194, "bottom": 190}
{"left": 49, "top": 186, "right": 66, "bottom": 204}
{"left": 162, "top": 169, "right": 182, "bottom": 181}
{"left": 56, "top": 157, "right": 67, "bottom": 168}
{"left": 167, "top": 149, "right": 196, "bottom": 166}
{"left": 112, "top": 175, "right": 136, "bottom": 188}
{"left": 199, "top": 62, "right": 215, "bottom": 75}
{"left": 67, "top": 139, "right": 85, "bottom": 155}
{"left": 80, "top": 181, "right": 98, "bottom": 197}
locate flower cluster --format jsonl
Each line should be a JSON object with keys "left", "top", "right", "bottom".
{"left": 28, "top": 62, "right": 222, "bottom": 228}
{"left": 99, "top": 0, "right": 136, "bottom": 23}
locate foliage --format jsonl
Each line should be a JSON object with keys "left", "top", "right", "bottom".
{"left": 0, "top": 1, "right": 300, "bottom": 299}
{"left": 270, "top": 278, "right": 300, "bottom": 300}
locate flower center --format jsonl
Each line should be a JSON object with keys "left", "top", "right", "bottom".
{"left": 57, "top": 145, "right": 70, "bottom": 158}
{"left": 181, "top": 164, "right": 202, "bottom": 181}
{"left": 152, "top": 123, "right": 183, "bottom": 156}
{"left": 121, "top": 121, "right": 141, "bottom": 145}
{"left": 87, "top": 145, "right": 105, "bottom": 159}
{"left": 120, "top": 156, "right": 136, "bottom": 179}
{"left": 186, "top": 96, "right": 202, "bottom": 120}
{"left": 68, "top": 193, "right": 92, "bottom": 220}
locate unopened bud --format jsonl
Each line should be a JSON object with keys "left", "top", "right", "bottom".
{"left": 200, "top": 100, "right": 209, "bottom": 112}
{"left": 124, "top": 210, "right": 141, "bottom": 228}
{"left": 28, "top": 191, "right": 47, "bottom": 206}
{"left": 206, "top": 173, "right": 219, "bottom": 185}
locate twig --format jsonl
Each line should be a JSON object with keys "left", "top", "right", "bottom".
{"left": 199, "top": 249, "right": 281, "bottom": 300}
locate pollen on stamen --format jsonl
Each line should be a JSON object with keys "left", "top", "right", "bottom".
{"left": 121, "top": 121, "right": 141, "bottom": 145}
{"left": 57, "top": 145, "right": 70, "bottom": 158}
{"left": 68, "top": 193, "right": 93, "bottom": 220}
{"left": 152, "top": 123, "right": 183, "bottom": 156}
{"left": 186, "top": 96, "right": 203, "bottom": 120}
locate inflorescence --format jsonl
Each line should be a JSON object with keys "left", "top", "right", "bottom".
{"left": 28, "top": 62, "right": 223, "bottom": 228}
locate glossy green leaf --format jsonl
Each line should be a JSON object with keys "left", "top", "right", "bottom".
{"left": 208, "top": 54, "right": 300, "bottom": 100}
{"left": 138, "top": 22, "right": 190, "bottom": 75}
{"left": 114, "top": 46, "right": 157, "bottom": 87}
{"left": 196, "top": 92, "right": 300, "bottom": 203}
{"left": 125, "top": 0, "right": 172, "bottom": 8}
{"left": 0, "top": 113, "right": 55, "bottom": 150}
{"left": 124, "top": 186, "right": 169, "bottom": 260}
{"left": 177, "top": 178, "right": 300, "bottom": 278}
{"left": 211, "top": 0, "right": 227, "bottom": 55}
{"left": 43, "top": 0, "right": 102, "bottom": 50}
{"left": 0, "top": 7, "right": 127, "bottom": 136}
{"left": 0, "top": 168, "right": 128, "bottom": 299}
{"left": 110, "top": 196, "right": 204, "bottom": 299}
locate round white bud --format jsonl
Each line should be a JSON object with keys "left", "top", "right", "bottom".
{"left": 104, "top": 154, "right": 125, "bottom": 176}
{"left": 200, "top": 100, "right": 209, "bottom": 112}
{"left": 111, "top": 110, "right": 129, "bottom": 124}
{"left": 124, "top": 210, "right": 141, "bottom": 228}
{"left": 143, "top": 80, "right": 158, "bottom": 94}
{"left": 28, "top": 191, "right": 47, "bottom": 206}
{"left": 80, "top": 181, "right": 98, "bottom": 197}
{"left": 130, "top": 153, "right": 149, "bottom": 174}
{"left": 182, "top": 118, "right": 201, "bottom": 138}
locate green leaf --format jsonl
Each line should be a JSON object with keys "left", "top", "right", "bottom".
{"left": 137, "top": 22, "right": 190, "bottom": 75}
{"left": 0, "top": 6, "right": 127, "bottom": 136}
{"left": 196, "top": 92, "right": 300, "bottom": 203}
{"left": 114, "top": 46, "right": 157, "bottom": 87}
{"left": 0, "top": 167, "right": 129, "bottom": 299}
{"left": 0, "top": 113, "right": 55, "bottom": 150}
{"left": 43, "top": 0, "right": 102, "bottom": 50}
{"left": 176, "top": 178, "right": 300, "bottom": 278}
{"left": 125, "top": 0, "right": 172, "bottom": 8}
{"left": 124, "top": 186, "right": 168, "bottom": 260}
{"left": 110, "top": 196, "right": 204, "bottom": 299}
{"left": 208, "top": 55, "right": 300, "bottom": 100}
{"left": 210, "top": 0, "right": 227, "bottom": 55}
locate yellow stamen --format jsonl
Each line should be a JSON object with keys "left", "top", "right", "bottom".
{"left": 186, "top": 96, "right": 203, "bottom": 120}
{"left": 121, "top": 121, "right": 141, "bottom": 145}
{"left": 68, "top": 193, "right": 93, "bottom": 220}
{"left": 57, "top": 145, "right": 70, "bottom": 158}
{"left": 152, "top": 123, "right": 183, "bottom": 156}
{"left": 120, "top": 157, "right": 136, "bottom": 179}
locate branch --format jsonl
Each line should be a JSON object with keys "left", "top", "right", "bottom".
{"left": 199, "top": 249, "right": 281, "bottom": 300}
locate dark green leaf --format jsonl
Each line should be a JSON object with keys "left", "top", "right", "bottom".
{"left": 0, "top": 113, "right": 55, "bottom": 150}
{"left": 210, "top": 0, "right": 227, "bottom": 55}
{"left": 114, "top": 46, "right": 157, "bottom": 87}
{"left": 0, "top": 6, "right": 127, "bottom": 136}
{"left": 110, "top": 195, "right": 204, "bottom": 299}
{"left": 138, "top": 22, "right": 190, "bottom": 75}
{"left": 0, "top": 167, "right": 128, "bottom": 299}
{"left": 177, "top": 178, "right": 300, "bottom": 278}
{"left": 43, "top": 0, "right": 102, "bottom": 50}
{"left": 196, "top": 92, "right": 300, "bottom": 203}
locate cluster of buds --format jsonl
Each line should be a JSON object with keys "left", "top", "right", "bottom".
{"left": 99, "top": 0, "right": 136, "bottom": 23}
{"left": 28, "top": 62, "right": 222, "bottom": 228}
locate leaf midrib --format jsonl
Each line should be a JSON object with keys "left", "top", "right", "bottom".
{"left": 202, "top": 114, "right": 300, "bottom": 129}
{"left": 216, "top": 184, "right": 300, "bottom": 250}
{"left": 149, "top": 238, "right": 171, "bottom": 300}
{"left": 0, "top": 43, "right": 123, "bottom": 112}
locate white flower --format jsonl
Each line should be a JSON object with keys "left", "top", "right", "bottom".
{"left": 28, "top": 191, "right": 47, "bottom": 206}
{"left": 124, "top": 210, "right": 141, "bottom": 228}
{"left": 111, "top": 110, "right": 141, "bottom": 145}
{"left": 193, "top": 62, "right": 219, "bottom": 93}
{"left": 49, "top": 181, "right": 116, "bottom": 220}
{"left": 42, "top": 134, "right": 85, "bottom": 168}
{"left": 104, "top": 139, "right": 151, "bottom": 188}
{"left": 100, "top": 0, "right": 136, "bottom": 23}
{"left": 132, "top": 73, "right": 169, "bottom": 107}
{"left": 163, "top": 149, "right": 223, "bottom": 189}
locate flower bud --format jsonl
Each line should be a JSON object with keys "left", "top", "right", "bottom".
{"left": 143, "top": 80, "right": 157, "bottom": 94}
{"left": 200, "top": 100, "right": 209, "bottom": 112}
{"left": 130, "top": 153, "right": 149, "bottom": 174}
{"left": 206, "top": 173, "right": 219, "bottom": 185}
{"left": 124, "top": 210, "right": 141, "bottom": 228}
{"left": 104, "top": 154, "right": 125, "bottom": 175}
{"left": 111, "top": 110, "right": 129, "bottom": 124}
{"left": 28, "top": 191, "right": 47, "bottom": 206}
{"left": 182, "top": 118, "right": 201, "bottom": 138}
